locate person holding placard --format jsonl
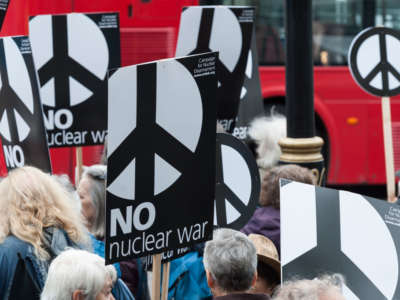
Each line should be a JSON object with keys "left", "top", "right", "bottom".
{"left": 203, "top": 228, "right": 271, "bottom": 300}
{"left": 78, "top": 165, "right": 147, "bottom": 299}
{"left": 242, "top": 164, "right": 316, "bottom": 254}
{"left": 0, "top": 166, "right": 89, "bottom": 299}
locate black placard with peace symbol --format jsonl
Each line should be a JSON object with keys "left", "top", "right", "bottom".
{"left": 0, "top": 36, "right": 51, "bottom": 172}
{"left": 233, "top": 27, "right": 264, "bottom": 140}
{"left": 105, "top": 52, "right": 217, "bottom": 263}
{"left": 29, "top": 13, "right": 120, "bottom": 147}
{"left": 349, "top": 27, "right": 400, "bottom": 97}
{"left": 214, "top": 133, "right": 259, "bottom": 230}
{"left": 176, "top": 6, "right": 254, "bottom": 133}
{"left": 281, "top": 181, "right": 400, "bottom": 300}
{"left": 0, "top": 0, "right": 10, "bottom": 31}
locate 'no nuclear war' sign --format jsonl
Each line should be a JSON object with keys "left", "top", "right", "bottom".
{"left": 0, "top": 36, "right": 51, "bottom": 172}
{"left": 105, "top": 52, "right": 218, "bottom": 264}
{"left": 29, "top": 13, "right": 121, "bottom": 147}
{"left": 176, "top": 6, "right": 254, "bottom": 133}
{"left": 281, "top": 180, "right": 400, "bottom": 300}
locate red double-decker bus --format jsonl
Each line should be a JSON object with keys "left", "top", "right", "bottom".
{"left": 1, "top": 0, "right": 399, "bottom": 187}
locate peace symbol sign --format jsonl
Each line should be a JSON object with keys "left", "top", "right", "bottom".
{"left": 30, "top": 14, "right": 108, "bottom": 108}
{"left": 283, "top": 184, "right": 399, "bottom": 299}
{"left": 214, "top": 133, "right": 259, "bottom": 229}
{"left": 176, "top": 6, "right": 253, "bottom": 121}
{"left": 0, "top": 38, "right": 35, "bottom": 143}
{"left": 107, "top": 59, "right": 204, "bottom": 201}
{"left": 349, "top": 27, "right": 400, "bottom": 97}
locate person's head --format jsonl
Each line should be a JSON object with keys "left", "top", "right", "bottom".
{"left": 260, "top": 164, "right": 316, "bottom": 209}
{"left": 248, "top": 234, "right": 281, "bottom": 296}
{"left": 41, "top": 249, "right": 116, "bottom": 300}
{"left": 78, "top": 165, "right": 107, "bottom": 239}
{"left": 203, "top": 228, "right": 258, "bottom": 296}
{"left": 273, "top": 274, "right": 346, "bottom": 300}
{"left": 0, "top": 166, "right": 88, "bottom": 260}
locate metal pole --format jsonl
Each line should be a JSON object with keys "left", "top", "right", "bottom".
{"left": 285, "top": 0, "right": 315, "bottom": 138}
{"left": 279, "top": 0, "right": 325, "bottom": 185}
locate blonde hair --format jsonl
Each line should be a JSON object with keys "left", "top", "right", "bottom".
{"left": 0, "top": 166, "right": 88, "bottom": 260}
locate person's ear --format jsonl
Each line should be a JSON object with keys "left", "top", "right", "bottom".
{"left": 206, "top": 270, "right": 215, "bottom": 288}
{"left": 72, "top": 290, "right": 85, "bottom": 300}
{"left": 251, "top": 271, "right": 258, "bottom": 287}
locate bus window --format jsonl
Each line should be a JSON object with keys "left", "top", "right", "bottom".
{"left": 212, "top": 0, "right": 400, "bottom": 66}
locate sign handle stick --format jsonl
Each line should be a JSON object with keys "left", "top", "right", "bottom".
{"left": 75, "top": 146, "right": 83, "bottom": 187}
{"left": 161, "top": 262, "right": 171, "bottom": 300}
{"left": 151, "top": 253, "right": 162, "bottom": 300}
{"left": 382, "top": 96, "right": 396, "bottom": 202}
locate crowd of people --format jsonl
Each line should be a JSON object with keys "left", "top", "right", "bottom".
{"left": 0, "top": 117, "right": 347, "bottom": 300}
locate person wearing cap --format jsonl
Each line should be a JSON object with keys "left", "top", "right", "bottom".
{"left": 248, "top": 234, "right": 281, "bottom": 296}
{"left": 203, "top": 228, "right": 271, "bottom": 300}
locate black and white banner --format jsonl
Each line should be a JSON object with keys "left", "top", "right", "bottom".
{"left": 176, "top": 6, "right": 254, "bottom": 133}
{"left": 105, "top": 52, "right": 218, "bottom": 263}
{"left": 233, "top": 28, "right": 264, "bottom": 140}
{"left": 0, "top": 36, "right": 51, "bottom": 172}
{"left": 29, "top": 12, "right": 121, "bottom": 147}
{"left": 281, "top": 180, "right": 400, "bottom": 300}
{"left": 0, "top": 0, "right": 10, "bottom": 31}
{"left": 214, "top": 133, "right": 259, "bottom": 229}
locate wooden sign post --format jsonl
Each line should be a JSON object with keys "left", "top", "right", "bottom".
{"left": 349, "top": 27, "right": 400, "bottom": 202}
{"left": 75, "top": 146, "right": 83, "bottom": 186}
{"left": 382, "top": 97, "right": 396, "bottom": 202}
{"left": 161, "top": 262, "right": 171, "bottom": 300}
{"left": 151, "top": 253, "right": 162, "bottom": 300}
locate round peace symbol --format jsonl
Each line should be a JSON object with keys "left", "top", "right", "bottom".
{"left": 107, "top": 60, "right": 203, "bottom": 201}
{"left": 349, "top": 27, "right": 400, "bottom": 97}
{"left": 0, "top": 38, "right": 35, "bottom": 143}
{"left": 214, "top": 133, "right": 260, "bottom": 229}
{"left": 30, "top": 14, "right": 107, "bottom": 108}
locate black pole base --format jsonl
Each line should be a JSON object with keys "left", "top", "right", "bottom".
{"left": 279, "top": 136, "right": 326, "bottom": 186}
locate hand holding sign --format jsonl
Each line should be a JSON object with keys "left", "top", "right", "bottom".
{"left": 349, "top": 27, "right": 400, "bottom": 202}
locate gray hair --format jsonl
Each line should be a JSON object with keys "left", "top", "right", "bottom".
{"left": 203, "top": 228, "right": 257, "bottom": 293}
{"left": 273, "top": 274, "right": 345, "bottom": 300}
{"left": 82, "top": 165, "right": 107, "bottom": 239}
{"left": 41, "top": 249, "right": 116, "bottom": 300}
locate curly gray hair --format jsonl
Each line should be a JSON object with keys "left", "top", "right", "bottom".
{"left": 273, "top": 274, "right": 345, "bottom": 300}
{"left": 203, "top": 228, "right": 257, "bottom": 293}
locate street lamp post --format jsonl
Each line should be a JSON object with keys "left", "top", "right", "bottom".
{"left": 279, "top": 0, "right": 325, "bottom": 185}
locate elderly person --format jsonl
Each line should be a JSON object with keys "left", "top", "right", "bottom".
{"left": 242, "top": 164, "right": 315, "bottom": 253}
{"left": 41, "top": 249, "right": 116, "bottom": 300}
{"left": 78, "top": 165, "right": 143, "bottom": 298}
{"left": 0, "top": 166, "right": 89, "bottom": 299}
{"left": 273, "top": 275, "right": 346, "bottom": 300}
{"left": 203, "top": 228, "right": 271, "bottom": 300}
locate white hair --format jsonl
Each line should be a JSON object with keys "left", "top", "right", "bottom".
{"left": 203, "top": 228, "right": 257, "bottom": 293}
{"left": 273, "top": 274, "right": 345, "bottom": 300}
{"left": 248, "top": 114, "right": 286, "bottom": 169}
{"left": 41, "top": 249, "right": 117, "bottom": 300}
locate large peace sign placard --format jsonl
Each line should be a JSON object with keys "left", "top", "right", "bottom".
{"left": 214, "top": 133, "right": 260, "bottom": 230}
{"left": 281, "top": 181, "right": 400, "bottom": 299}
{"left": 29, "top": 13, "right": 121, "bottom": 147}
{"left": 105, "top": 52, "right": 218, "bottom": 263}
{"left": 176, "top": 6, "right": 254, "bottom": 133}
{"left": 0, "top": 36, "right": 51, "bottom": 172}
{"left": 349, "top": 27, "right": 400, "bottom": 97}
